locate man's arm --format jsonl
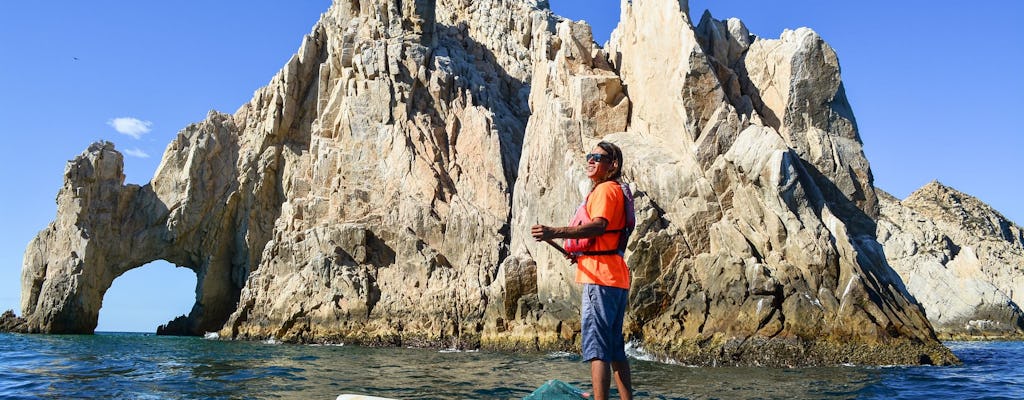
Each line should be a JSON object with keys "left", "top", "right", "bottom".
{"left": 531, "top": 218, "right": 608, "bottom": 241}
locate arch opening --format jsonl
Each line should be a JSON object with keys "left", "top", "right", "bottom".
{"left": 97, "top": 260, "right": 198, "bottom": 334}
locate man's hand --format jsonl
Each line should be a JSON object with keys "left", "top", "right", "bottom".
{"left": 531, "top": 224, "right": 553, "bottom": 241}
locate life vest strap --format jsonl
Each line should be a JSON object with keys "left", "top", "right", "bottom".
{"left": 575, "top": 226, "right": 625, "bottom": 255}
{"left": 576, "top": 249, "right": 623, "bottom": 256}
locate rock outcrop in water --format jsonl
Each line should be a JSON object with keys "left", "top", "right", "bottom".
{"left": 878, "top": 182, "right": 1024, "bottom": 339}
{"left": 0, "top": 310, "right": 27, "bottom": 333}
{"left": 19, "top": 0, "right": 965, "bottom": 365}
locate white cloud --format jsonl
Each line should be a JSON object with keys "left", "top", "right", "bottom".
{"left": 123, "top": 147, "right": 150, "bottom": 158}
{"left": 107, "top": 117, "right": 152, "bottom": 139}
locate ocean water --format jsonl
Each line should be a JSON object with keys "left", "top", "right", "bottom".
{"left": 0, "top": 333, "right": 1021, "bottom": 400}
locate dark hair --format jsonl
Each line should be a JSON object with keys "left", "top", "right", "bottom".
{"left": 596, "top": 141, "right": 623, "bottom": 182}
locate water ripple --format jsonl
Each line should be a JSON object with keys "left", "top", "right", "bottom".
{"left": 1, "top": 334, "right": 1022, "bottom": 399}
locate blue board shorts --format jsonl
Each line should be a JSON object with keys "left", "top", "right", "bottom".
{"left": 581, "top": 283, "right": 629, "bottom": 362}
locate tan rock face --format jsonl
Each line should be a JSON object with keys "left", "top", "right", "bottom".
{"left": 20, "top": 0, "right": 964, "bottom": 365}
{"left": 878, "top": 183, "right": 1024, "bottom": 339}
{"left": 219, "top": 0, "right": 544, "bottom": 345}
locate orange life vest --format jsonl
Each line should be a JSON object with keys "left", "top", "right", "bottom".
{"left": 563, "top": 182, "right": 635, "bottom": 256}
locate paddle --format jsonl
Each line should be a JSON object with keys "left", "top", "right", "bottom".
{"left": 543, "top": 239, "right": 576, "bottom": 264}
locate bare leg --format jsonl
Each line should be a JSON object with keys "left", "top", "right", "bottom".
{"left": 590, "top": 360, "right": 610, "bottom": 400}
{"left": 611, "top": 360, "right": 633, "bottom": 400}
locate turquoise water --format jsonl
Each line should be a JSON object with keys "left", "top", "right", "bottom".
{"left": 0, "top": 333, "right": 1021, "bottom": 399}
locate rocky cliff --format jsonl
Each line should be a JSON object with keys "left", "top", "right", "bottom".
{"left": 878, "top": 182, "right": 1024, "bottom": 339}
{"left": 19, "top": 0, "right": 961, "bottom": 366}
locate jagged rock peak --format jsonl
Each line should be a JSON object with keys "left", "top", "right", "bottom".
{"left": 904, "top": 180, "right": 1024, "bottom": 243}
{"left": 695, "top": 10, "right": 752, "bottom": 69}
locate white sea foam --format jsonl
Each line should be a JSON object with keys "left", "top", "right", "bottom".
{"left": 263, "top": 338, "right": 282, "bottom": 345}
{"left": 545, "top": 351, "right": 577, "bottom": 359}
{"left": 203, "top": 332, "right": 220, "bottom": 340}
{"left": 439, "top": 348, "right": 479, "bottom": 353}
{"left": 625, "top": 340, "right": 687, "bottom": 366}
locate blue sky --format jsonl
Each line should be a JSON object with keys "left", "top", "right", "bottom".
{"left": 1, "top": 1, "right": 1021, "bottom": 333}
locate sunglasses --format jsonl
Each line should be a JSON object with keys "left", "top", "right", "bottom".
{"left": 585, "top": 153, "right": 611, "bottom": 163}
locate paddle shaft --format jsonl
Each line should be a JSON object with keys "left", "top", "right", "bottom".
{"left": 543, "top": 239, "right": 576, "bottom": 263}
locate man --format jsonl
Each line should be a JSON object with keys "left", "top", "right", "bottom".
{"left": 531, "top": 141, "right": 633, "bottom": 400}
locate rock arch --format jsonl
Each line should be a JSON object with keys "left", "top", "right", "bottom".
{"left": 21, "top": 112, "right": 283, "bottom": 335}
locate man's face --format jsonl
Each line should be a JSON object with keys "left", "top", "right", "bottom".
{"left": 585, "top": 147, "right": 612, "bottom": 181}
